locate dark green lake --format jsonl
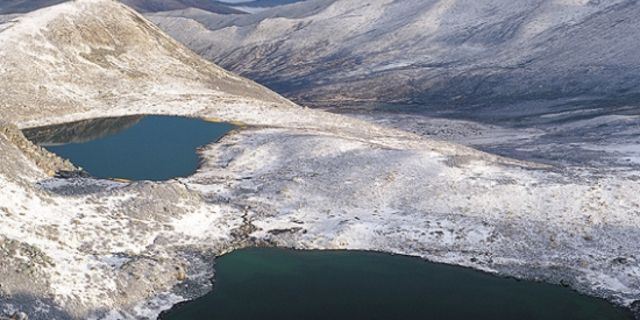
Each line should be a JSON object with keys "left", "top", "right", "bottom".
{"left": 23, "top": 115, "right": 235, "bottom": 181}
{"left": 161, "top": 248, "right": 631, "bottom": 320}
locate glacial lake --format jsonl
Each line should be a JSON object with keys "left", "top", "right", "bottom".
{"left": 21, "top": 116, "right": 633, "bottom": 320}
{"left": 23, "top": 115, "right": 235, "bottom": 181}
{"left": 161, "top": 248, "right": 632, "bottom": 320}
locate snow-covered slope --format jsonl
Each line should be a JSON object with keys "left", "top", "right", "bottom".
{"left": 148, "top": 0, "right": 640, "bottom": 110}
{"left": 1, "top": 1, "right": 640, "bottom": 319}
{"left": 0, "top": 0, "right": 294, "bottom": 124}
{"left": 146, "top": 0, "right": 640, "bottom": 169}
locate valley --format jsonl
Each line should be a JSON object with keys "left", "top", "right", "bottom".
{"left": 0, "top": 0, "right": 638, "bottom": 319}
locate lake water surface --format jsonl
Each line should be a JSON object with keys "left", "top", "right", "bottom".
{"left": 23, "top": 115, "right": 235, "bottom": 181}
{"left": 161, "top": 248, "right": 631, "bottom": 320}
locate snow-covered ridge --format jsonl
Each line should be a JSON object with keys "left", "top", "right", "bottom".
{"left": 0, "top": 0, "right": 639, "bottom": 319}
{"left": 0, "top": 0, "right": 295, "bottom": 125}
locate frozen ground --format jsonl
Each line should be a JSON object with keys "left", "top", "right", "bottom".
{"left": 0, "top": 1, "right": 639, "bottom": 319}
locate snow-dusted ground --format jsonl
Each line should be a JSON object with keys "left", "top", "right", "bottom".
{"left": 343, "top": 110, "right": 640, "bottom": 171}
{"left": 146, "top": 0, "right": 640, "bottom": 108}
{"left": 0, "top": 1, "right": 639, "bottom": 319}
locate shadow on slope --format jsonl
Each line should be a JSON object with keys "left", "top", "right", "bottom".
{"left": 0, "top": 293, "right": 76, "bottom": 320}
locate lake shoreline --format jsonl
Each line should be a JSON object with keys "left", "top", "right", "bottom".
{"left": 159, "top": 247, "right": 635, "bottom": 320}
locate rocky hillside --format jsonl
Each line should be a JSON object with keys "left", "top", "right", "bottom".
{"left": 145, "top": 0, "right": 640, "bottom": 170}
{"left": 148, "top": 0, "right": 640, "bottom": 113}
{"left": 0, "top": 0, "right": 294, "bottom": 126}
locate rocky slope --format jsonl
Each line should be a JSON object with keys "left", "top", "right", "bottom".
{"left": 148, "top": 0, "right": 640, "bottom": 109}
{"left": 0, "top": 0, "right": 295, "bottom": 125}
{"left": 0, "top": 1, "right": 639, "bottom": 319}
{"left": 145, "top": 0, "right": 640, "bottom": 169}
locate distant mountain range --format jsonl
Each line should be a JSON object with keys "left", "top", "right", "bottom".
{"left": 223, "top": 0, "right": 306, "bottom": 8}
{"left": 120, "top": 0, "right": 246, "bottom": 13}
{"left": 142, "top": 0, "right": 640, "bottom": 169}
{"left": 0, "top": 0, "right": 249, "bottom": 14}
{"left": 0, "top": 0, "right": 67, "bottom": 14}
{"left": 119, "top": 0, "right": 307, "bottom": 14}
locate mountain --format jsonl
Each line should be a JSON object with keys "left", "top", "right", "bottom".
{"left": 148, "top": 0, "right": 640, "bottom": 117}
{"left": 119, "top": 0, "right": 247, "bottom": 13}
{"left": 146, "top": 0, "right": 640, "bottom": 169}
{"left": 0, "top": 0, "right": 293, "bottom": 124}
{"left": 1, "top": 1, "right": 639, "bottom": 319}
{"left": 0, "top": 0, "right": 67, "bottom": 14}
{"left": 224, "top": 0, "right": 307, "bottom": 8}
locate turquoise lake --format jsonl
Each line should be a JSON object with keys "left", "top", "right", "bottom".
{"left": 161, "top": 248, "right": 631, "bottom": 320}
{"left": 23, "top": 115, "right": 235, "bottom": 181}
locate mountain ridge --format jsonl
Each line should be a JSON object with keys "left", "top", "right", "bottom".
{"left": 147, "top": 0, "right": 640, "bottom": 115}
{"left": 0, "top": 0, "right": 296, "bottom": 125}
